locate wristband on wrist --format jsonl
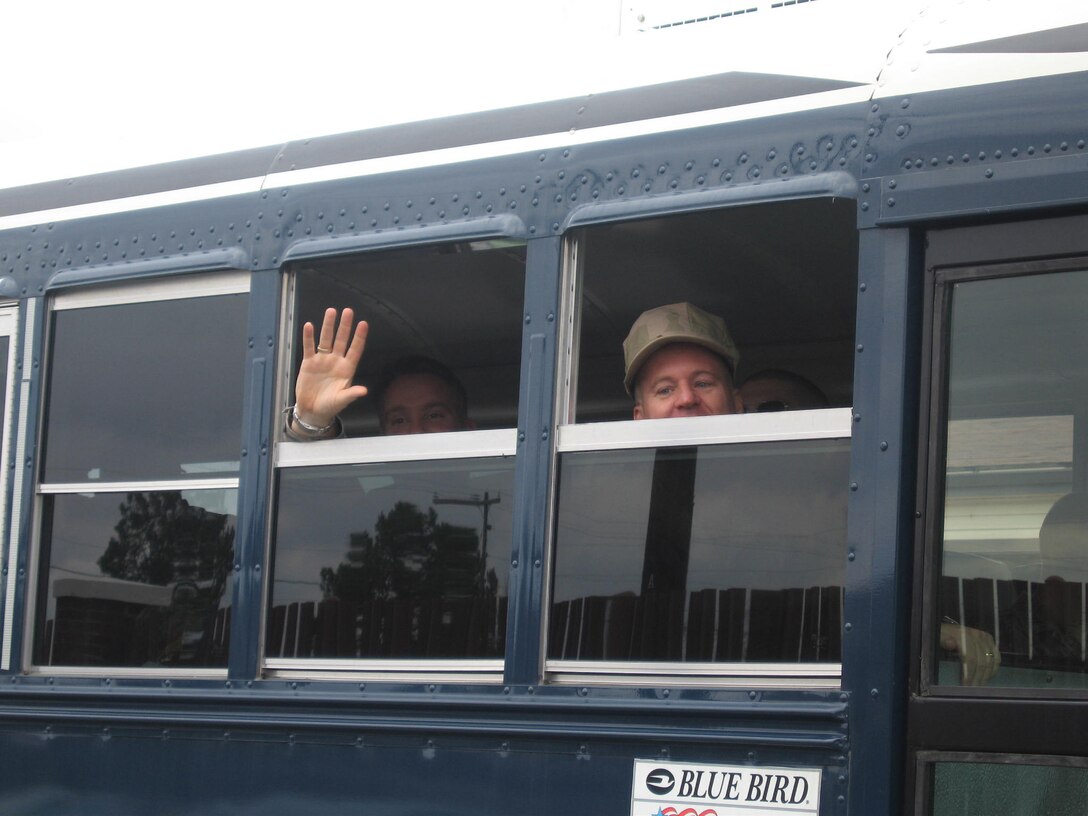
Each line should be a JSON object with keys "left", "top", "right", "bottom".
{"left": 291, "top": 404, "right": 336, "bottom": 436}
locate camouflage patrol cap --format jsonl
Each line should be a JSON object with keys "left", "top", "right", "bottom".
{"left": 623, "top": 302, "right": 739, "bottom": 395}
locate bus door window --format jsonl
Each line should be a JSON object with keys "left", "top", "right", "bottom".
{"left": 32, "top": 275, "right": 249, "bottom": 670}
{"left": 268, "top": 240, "right": 525, "bottom": 670}
{"left": 549, "top": 198, "right": 857, "bottom": 680}
{"left": 930, "top": 264, "right": 1088, "bottom": 691}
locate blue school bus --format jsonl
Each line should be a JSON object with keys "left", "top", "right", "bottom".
{"left": 1, "top": 1, "right": 1087, "bottom": 813}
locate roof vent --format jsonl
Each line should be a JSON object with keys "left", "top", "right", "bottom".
{"left": 622, "top": 0, "right": 819, "bottom": 33}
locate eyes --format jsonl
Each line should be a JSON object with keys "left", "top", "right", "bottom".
{"left": 385, "top": 406, "right": 455, "bottom": 431}
{"left": 653, "top": 377, "right": 720, "bottom": 398}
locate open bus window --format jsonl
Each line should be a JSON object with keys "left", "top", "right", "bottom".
{"left": 568, "top": 199, "right": 856, "bottom": 424}
{"left": 932, "top": 265, "right": 1088, "bottom": 690}
{"left": 269, "top": 240, "right": 525, "bottom": 670}
{"left": 285, "top": 240, "right": 526, "bottom": 438}
{"left": 33, "top": 275, "right": 249, "bottom": 670}
{"left": 550, "top": 198, "right": 856, "bottom": 678}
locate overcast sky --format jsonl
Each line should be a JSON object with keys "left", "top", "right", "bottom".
{"left": 0, "top": 1, "right": 634, "bottom": 186}
{"left": 0, "top": 0, "right": 937, "bottom": 189}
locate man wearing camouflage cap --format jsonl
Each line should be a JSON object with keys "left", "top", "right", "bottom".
{"left": 623, "top": 302, "right": 744, "bottom": 420}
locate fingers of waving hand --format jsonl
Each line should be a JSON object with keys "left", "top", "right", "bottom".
{"left": 297, "top": 308, "right": 369, "bottom": 424}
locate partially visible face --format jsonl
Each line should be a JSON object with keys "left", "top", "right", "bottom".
{"left": 380, "top": 373, "right": 468, "bottom": 435}
{"left": 739, "top": 376, "right": 818, "bottom": 413}
{"left": 632, "top": 343, "right": 742, "bottom": 420}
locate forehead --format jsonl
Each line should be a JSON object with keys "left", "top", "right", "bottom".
{"left": 381, "top": 373, "right": 457, "bottom": 409}
{"left": 638, "top": 342, "right": 730, "bottom": 383}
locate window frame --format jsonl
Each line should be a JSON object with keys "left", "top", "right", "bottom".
{"left": 0, "top": 305, "right": 22, "bottom": 671}
{"left": 24, "top": 271, "right": 250, "bottom": 678}
{"left": 263, "top": 232, "right": 528, "bottom": 681}
{"left": 906, "top": 216, "right": 1088, "bottom": 816}
{"left": 544, "top": 198, "right": 856, "bottom": 687}
{"left": 917, "top": 253, "right": 1088, "bottom": 701}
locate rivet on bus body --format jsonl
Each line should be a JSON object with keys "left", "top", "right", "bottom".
{"left": 880, "top": 442, "right": 888, "bottom": 451}
{"left": 850, "top": 482, "right": 858, "bottom": 492}
{"left": 512, "top": 560, "right": 519, "bottom": 569}
{"left": 504, "top": 686, "right": 511, "bottom": 694}
{"left": 870, "top": 688, "right": 879, "bottom": 697}
{"left": 524, "top": 314, "right": 531, "bottom": 324}
{"left": 848, "top": 551, "right": 855, "bottom": 561}
{"left": 1079, "top": 140, "right": 1086, "bottom": 149}
{"left": 886, "top": 198, "right": 895, "bottom": 207}
{"left": 985, "top": 169, "right": 994, "bottom": 178}
{"left": 234, "top": 563, "right": 241, "bottom": 572}
{"left": 856, "top": 344, "right": 864, "bottom": 352}
{"left": 844, "top": 622, "right": 852, "bottom": 632}
{"left": 534, "top": 559, "right": 541, "bottom": 568}
{"left": 838, "top": 795, "right": 846, "bottom": 804}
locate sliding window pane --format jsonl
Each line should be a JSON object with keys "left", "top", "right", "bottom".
{"left": 550, "top": 440, "right": 848, "bottom": 662}
{"left": 34, "top": 490, "right": 236, "bottom": 668}
{"left": 270, "top": 458, "right": 514, "bottom": 660}
{"left": 42, "top": 293, "right": 247, "bottom": 483}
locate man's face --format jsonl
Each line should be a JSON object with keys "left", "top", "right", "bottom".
{"left": 381, "top": 373, "right": 468, "bottom": 435}
{"left": 632, "top": 343, "right": 742, "bottom": 420}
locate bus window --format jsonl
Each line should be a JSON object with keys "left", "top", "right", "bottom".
{"left": 268, "top": 240, "right": 525, "bottom": 672}
{"left": 928, "top": 758, "right": 1088, "bottom": 815}
{"left": 32, "top": 274, "right": 249, "bottom": 670}
{"left": 549, "top": 198, "right": 857, "bottom": 680}
{"left": 930, "top": 264, "right": 1088, "bottom": 690}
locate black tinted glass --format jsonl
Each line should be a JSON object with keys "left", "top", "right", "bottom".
{"left": 34, "top": 490, "right": 235, "bottom": 668}
{"left": 270, "top": 458, "right": 514, "bottom": 660}
{"left": 937, "top": 268, "right": 1088, "bottom": 689}
{"left": 42, "top": 293, "right": 248, "bottom": 482}
{"left": 932, "top": 761, "right": 1088, "bottom": 815}
{"left": 550, "top": 439, "right": 849, "bottom": 662}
